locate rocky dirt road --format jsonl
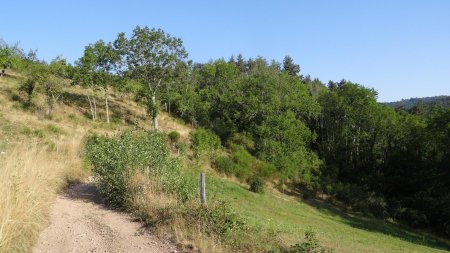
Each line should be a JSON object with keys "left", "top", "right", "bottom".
{"left": 33, "top": 182, "right": 179, "bottom": 253}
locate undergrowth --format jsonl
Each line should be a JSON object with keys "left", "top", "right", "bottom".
{"left": 85, "top": 129, "right": 304, "bottom": 252}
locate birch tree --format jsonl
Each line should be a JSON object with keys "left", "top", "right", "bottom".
{"left": 77, "top": 41, "right": 119, "bottom": 123}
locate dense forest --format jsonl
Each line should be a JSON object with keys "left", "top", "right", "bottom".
{"left": 1, "top": 26, "right": 449, "bottom": 239}
{"left": 383, "top": 95, "right": 450, "bottom": 111}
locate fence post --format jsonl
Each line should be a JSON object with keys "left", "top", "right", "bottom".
{"left": 199, "top": 172, "right": 206, "bottom": 206}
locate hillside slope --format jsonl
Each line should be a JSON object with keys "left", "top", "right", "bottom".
{"left": 1, "top": 72, "right": 449, "bottom": 253}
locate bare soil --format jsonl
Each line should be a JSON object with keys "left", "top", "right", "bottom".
{"left": 33, "top": 182, "right": 180, "bottom": 253}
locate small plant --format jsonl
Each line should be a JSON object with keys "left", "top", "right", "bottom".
{"left": 176, "top": 142, "right": 188, "bottom": 156}
{"left": 248, "top": 175, "right": 265, "bottom": 193}
{"left": 168, "top": 130, "right": 180, "bottom": 144}
{"left": 10, "top": 91, "right": 21, "bottom": 102}
{"left": 290, "top": 229, "right": 334, "bottom": 253}
{"left": 46, "top": 124, "right": 64, "bottom": 135}
{"left": 185, "top": 201, "right": 248, "bottom": 243}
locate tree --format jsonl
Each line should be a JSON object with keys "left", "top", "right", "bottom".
{"left": 0, "top": 42, "right": 12, "bottom": 77}
{"left": 116, "top": 26, "right": 188, "bottom": 131}
{"left": 77, "top": 40, "right": 119, "bottom": 123}
{"left": 236, "top": 54, "right": 246, "bottom": 73}
{"left": 49, "top": 55, "right": 69, "bottom": 78}
{"left": 23, "top": 63, "right": 64, "bottom": 117}
{"left": 282, "top": 55, "right": 300, "bottom": 76}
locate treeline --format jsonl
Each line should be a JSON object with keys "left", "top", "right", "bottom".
{"left": 1, "top": 26, "right": 449, "bottom": 237}
{"left": 383, "top": 95, "right": 450, "bottom": 112}
{"left": 166, "top": 57, "right": 449, "bottom": 236}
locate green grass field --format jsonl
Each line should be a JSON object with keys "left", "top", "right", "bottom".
{"left": 190, "top": 170, "right": 450, "bottom": 253}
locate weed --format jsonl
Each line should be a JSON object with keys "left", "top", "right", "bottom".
{"left": 289, "top": 229, "right": 334, "bottom": 253}
{"left": 248, "top": 175, "right": 265, "bottom": 193}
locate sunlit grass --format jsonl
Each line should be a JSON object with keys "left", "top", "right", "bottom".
{"left": 0, "top": 138, "right": 85, "bottom": 253}
{"left": 202, "top": 171, "right": 450, "bottom": 253}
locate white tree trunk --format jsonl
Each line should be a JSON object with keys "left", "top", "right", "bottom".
{"left": 87, "top": 95, "right": 94, "bottom": 121}
{"left": 152, "top": 94, "right": 158, "bottom": 131}
{"left": 93, "top": 96, "right": 97, "bottom": 121}
{"left": 105, "top": 87, "right": 110, "bottom": 124}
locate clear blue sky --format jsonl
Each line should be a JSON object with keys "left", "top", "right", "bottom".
{"left": 2, "top": 0, "right": 449, "bottom": 102}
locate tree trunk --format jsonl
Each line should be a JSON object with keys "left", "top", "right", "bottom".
{"left": 152, "top": 94, "right": 159, "bottom": 131}
{"left": 87, "top": 95, "right": 94, "bottom": 121}
{"left": 93, "top": 96, "right": 97, "bottom": 120}
{"left": 47, "top": 97, "right": 53, "bottom": 117}
{"left": 105, "top": 87, "right": 110, "bottom": 124}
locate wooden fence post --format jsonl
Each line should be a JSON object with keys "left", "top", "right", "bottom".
{"left": 199, "top": 172, "right": 206, "bottom": 206}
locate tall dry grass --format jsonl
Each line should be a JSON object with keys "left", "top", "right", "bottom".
{"left": 126, "top": 171, "right": 228, "bottom": 253}
{"left": 0, "top": 137, "right": 85, "bottom": 253}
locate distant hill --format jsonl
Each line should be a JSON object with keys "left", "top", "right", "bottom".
{"left": 382, "top": 95, "right": 450, "bottom": 110}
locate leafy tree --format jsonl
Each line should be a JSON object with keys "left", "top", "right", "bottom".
{"left": 257, "top": 110, "right": 320, "bottom": 186}
{"left": 76, "top": 41, "right": 120, "bottom": 123}
{"left": 116, "top": 26, "right": 188, "bottom": 131}
{"left": 0, "top": 44, "right": 11, "bottom": 76}
{"left": 23, "top": 63, "right": 64, "bottom": 116}
{"left": 49, "top": 55, "right": 69, "bottom": 78}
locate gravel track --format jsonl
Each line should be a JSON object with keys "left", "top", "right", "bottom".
{"left": 33, "top": 182, "right": 179, "bottom": 253}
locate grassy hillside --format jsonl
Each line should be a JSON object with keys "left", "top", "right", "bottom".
{"left": 203, "top": 171, "right": 450, "bottom": 252}
{"left": 1, "top": 71, "right": 450, "bottom": 253}
{"left": 0, "top": 73, "right": 87, "bottom": 252}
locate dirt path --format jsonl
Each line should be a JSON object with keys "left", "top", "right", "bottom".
{"left": 33, "top": 182, "right": 179, "bottom": 253}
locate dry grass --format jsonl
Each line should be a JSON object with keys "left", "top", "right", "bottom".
{"left": 0, "top": 135, "right": 86, "bottom": 253}
{"left": 126, "top": 171, "right": 228, "bottom": 253}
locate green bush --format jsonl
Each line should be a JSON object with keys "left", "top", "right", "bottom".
{"left": 168, "top": 130, "right": 180, "bottom": 144}
{"left": 189, "top": 128, "right": 221, "bottom": 158}
{"left": 290, "top": 229, "right": 334, "bottom": 253}
{"left": 176, "top": 142, "right": 188, "bottom": 156}
{"left": 213, "top": 145, "right": 273, "bottom": 181}
{"left": 10, "top": 91, "right": 21, "bottom": 102}
{"left": 85, "top": 130, "right": 194, "bottom": 207}
{"left": 248, "top": 175, "right": 265, "bottom": 193}
{"left": 255, "top": 161, "right": 277, "bottom": 179}
{"left": 227, "top": 132, "right": 255, "bottom": 152}
{"left": 214, "top": 156, "right": 237, "bottom": 175}
{"left": 185, "top": 201, "right": 248, "bottom": 245}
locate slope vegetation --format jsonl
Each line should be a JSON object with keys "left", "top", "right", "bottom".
{"left": 1, "top": 71, "right": 449, "bottom": 253}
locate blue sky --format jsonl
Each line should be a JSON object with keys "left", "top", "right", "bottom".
{"left": 2, "top": 0, "right": 449, "bottom": 102}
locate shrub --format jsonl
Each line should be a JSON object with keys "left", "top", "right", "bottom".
{"left": 19, "top": 78, "right": 35, "bottom": 103}
{"left": 190, "top": 128, "right": 221, "bottom": 158}
{"left": 176, "top": 142, "right": 188, "bottom": 156}
{"left": 248, "top": 175, "right": 265, "bottom": 193}
{"left": 227, "top": 132, "right": 255, "bottom": 153}
{"left": 290, "top": 229, "right": 334, "bottom": 253}
{"left": 255, "top": 161, "right": 277, "bottom": 179}
{"left": 214, "top": 156, "right": 237, "bottom": 175}
{"left": 85, "top": 130, "right": 194, "bottom": 207}
{"left": 184, "top": 201, "right": 248, "bottom": 245}
{"left": 213, "top": 145, "right": 272, "bottom": 181}
{"left": 168, "top": 130, "right": 180, "bottom": 144}
{"left": 10, "top": 91, "right": 21, "bottom": 102}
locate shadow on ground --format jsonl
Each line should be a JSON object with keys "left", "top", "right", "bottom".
{"left": 302, "top": 196, "right": 450, "bottom": 252}
{"left": 64, "top": 182, "right": 104, "bottom": 205}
